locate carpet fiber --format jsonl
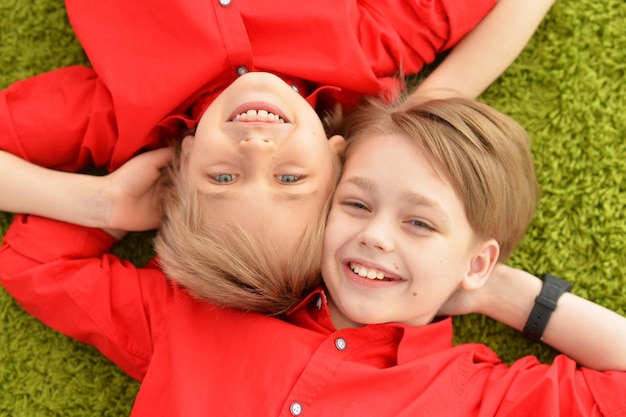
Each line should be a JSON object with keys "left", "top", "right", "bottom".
{"left": 1, "top": 0, "right": 625, "bottom": 415}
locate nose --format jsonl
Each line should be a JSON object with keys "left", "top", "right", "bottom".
{"left": 240, "top": 135, "right": 276, "bottom": 151}
{"left": 357, "top": 215, "right": 395, "bottom": 252}
{"left": 238, "top": 136, "right": 277, "bottom": 177}
{"left": 239, "top": 135, "right": 276, "bottom": 159}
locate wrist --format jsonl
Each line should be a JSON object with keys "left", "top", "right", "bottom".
{"left": 84, "top": 175, "right": 116, "bottom": 229}
{"left": 522, "top": 273, "right": 572, "bottom": 342}
{"left": 478, "top": 264, "right": 542, "bottom": 330}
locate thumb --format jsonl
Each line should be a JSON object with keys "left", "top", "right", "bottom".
{"left": 141, "top": 147, "right": 175, "bottom": 171}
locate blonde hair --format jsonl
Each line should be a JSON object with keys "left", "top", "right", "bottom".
{"left": 340, "top": 96, "right": 539, "bottom": 261}
{"left": 154, "top": 141, "right": 341, "bottom": 315}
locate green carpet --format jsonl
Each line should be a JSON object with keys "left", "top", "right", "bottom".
{"left": 1, "top": 0, "right": 625, "bottom": 415}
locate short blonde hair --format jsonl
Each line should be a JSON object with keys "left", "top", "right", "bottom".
{"left": 154, "top": 141, "right": 340, "bottom": 315}
{"left": 340, "top": 96, "right": 539, "bottom": 261}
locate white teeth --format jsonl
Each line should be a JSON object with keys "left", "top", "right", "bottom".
{"left": 233, "top": 109, "right": 285, "bottom": 123}
{"left": 350, "top": 263, "right": 385, "bottom": 280}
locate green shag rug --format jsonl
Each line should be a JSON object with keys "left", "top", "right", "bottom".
{"left": 1, "top": 0, "right": 625, "bottom": 415}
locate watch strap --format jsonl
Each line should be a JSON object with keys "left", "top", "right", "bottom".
{"left": 522, "top": 273, "right": 572, "bottom": 343}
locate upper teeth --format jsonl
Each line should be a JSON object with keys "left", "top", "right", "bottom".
{"left": 350, "top": 263, "right": 385, "bottom": 280}
{"left": 233, "top": 109, "right": 285, "bottom": 123}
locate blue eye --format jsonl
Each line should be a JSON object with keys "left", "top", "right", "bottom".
{"left": 215, "top": 174, "right": 237, "bottom": 183}
{"left": 277, "top": 174, "right": 300, "bottom": 183}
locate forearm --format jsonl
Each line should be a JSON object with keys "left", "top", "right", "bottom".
{"left": 0, "top": 148, "right": 171, "bottom": 233}
{"left": 481, "top": 265, "right": 626, "bottom": 371}
{"left": 411, "top": 0, "right": 555, "bottom": 100}
{"left": 0, "top": 150, "right": 107, "bottom": 227}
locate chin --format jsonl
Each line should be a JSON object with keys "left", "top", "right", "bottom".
{"left": 342, "top": 307, "right": 388, "bottom": 327}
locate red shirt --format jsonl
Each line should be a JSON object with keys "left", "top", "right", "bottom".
{"left": 1, "top": 215, "right": 625, "bottom": 417}
{"left": 0, "top": 0, "right": 494, "bottom": 171}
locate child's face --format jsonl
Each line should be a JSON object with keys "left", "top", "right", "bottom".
{"left": 321, "top": 133, "right": 494, "bottom": 329}
{"left": 182, "top": 72, "right": 345, "bottom": 252}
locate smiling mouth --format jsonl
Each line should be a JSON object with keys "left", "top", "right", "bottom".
{"left": 229, "top": 102, "right": 290, "bottom": 123}
{"left": 349, "top": 262, "right": 400, "bottom": 281}
{"left": 232, "top": 109, "right": 285, "bottom": 123}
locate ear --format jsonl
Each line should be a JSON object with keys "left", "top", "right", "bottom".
{"left": 328, "top": 135, "right": 346, "bottom": 157}
{"left": 181, "top": 134, "right": 195, "bottom": 161}
{"left": 461, "top": 239, "right": 499, "bottom": 291}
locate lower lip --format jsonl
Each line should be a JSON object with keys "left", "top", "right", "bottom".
{"left": 342, "top": 264, "right": 402, "bottom": 289}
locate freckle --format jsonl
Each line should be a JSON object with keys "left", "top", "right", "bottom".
{"left": 393, "top": 263, "right": 399, "bottom": 270}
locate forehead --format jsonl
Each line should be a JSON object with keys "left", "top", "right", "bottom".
{"left": 345, "top": 132, "right": 451, "bottom": 182}
{"left": 344, "top": 133, "right": 425, "bottom": 173}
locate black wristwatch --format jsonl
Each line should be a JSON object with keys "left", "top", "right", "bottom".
{"left": 522, "top": 273, "right": 572, "bottom": 343}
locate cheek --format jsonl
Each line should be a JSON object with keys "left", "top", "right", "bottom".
{"left": 324, "top": 206, "right": 344, "bottom": 236}
{"left": 414, "top": 255, "right": 466, "bottom": 294}
{"left": 322, "top": 210, "right": 346, "bottom": 252}
{"left": 315, "top": 165, "right": 340, "bottom": 196}
{"left": 321, "top": 175, "right": 337, "bottom": 198}
{"left": 405, "top": 247, "right": 458, "bottom": 283}
{"left": 322, "top": 217, "right": 338, "bottom": 250}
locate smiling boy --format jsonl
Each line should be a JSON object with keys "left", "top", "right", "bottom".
{"left": 322, "top": 131, "right": 495, "bottom": 328}
{"left": 322, "top": 95, "right": 534, "bottom": 328}
{"left": 177, "top": 72, "right": 344, "bottom": 250}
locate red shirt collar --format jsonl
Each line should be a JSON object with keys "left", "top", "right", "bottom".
{"left": 287, "top": 287, "right": 455, "bottom": 364}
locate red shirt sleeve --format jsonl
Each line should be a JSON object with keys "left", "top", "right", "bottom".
{"left": 351, "top": 0, "right": 496, "bottom": 77}
{"left": 582, "top": 367, "right": 626, "bottom": 416}
{"left": 0, "top": 66, "right": 119, "bottom": 171}
{"left": 0, "top": 215, "right": 174, "bottom": 381}
{"left": 464, "top": 350, "right": 626, "bottom": 416}
{"left": 440, "top": 0, "right": 496, "bottom": 50}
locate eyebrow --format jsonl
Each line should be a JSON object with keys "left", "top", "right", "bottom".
{"left": 342, "top": 175, "right": 449, "bottom": 219}
{"left": 200, "top": 189, "right": 318, "bottom": 202}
